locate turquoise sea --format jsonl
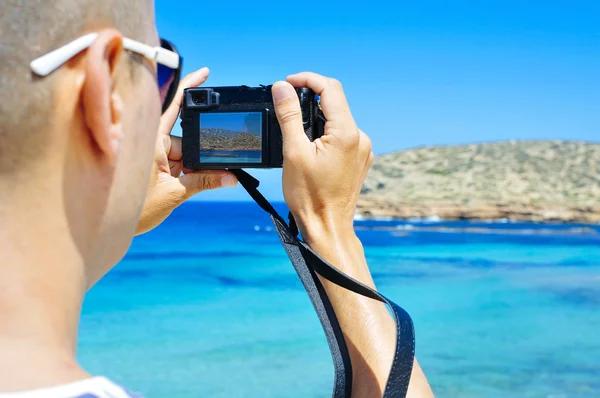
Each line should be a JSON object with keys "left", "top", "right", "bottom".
{"left": 78, "top": 202, "right": 600, "bottom": 398}
{"left": 199, "top": 150, "right": 262, "bottom": 164}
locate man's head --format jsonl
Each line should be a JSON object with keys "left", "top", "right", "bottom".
{"left": 1, "top": 0, "right": 163, "bottom": 278}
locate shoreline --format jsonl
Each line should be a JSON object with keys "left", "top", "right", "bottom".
{"left": 359, "top": 141, "right": 600, "bottom": 226}
{"left": 356, "top": 199, "right": 600, "bottom": 225}
{"left": 353, "top": 224, "right": 599, "bottom": 236}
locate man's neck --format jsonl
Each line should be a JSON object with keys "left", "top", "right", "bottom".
{"left": 0, "top": 196, "right": 89, "bottom": 392}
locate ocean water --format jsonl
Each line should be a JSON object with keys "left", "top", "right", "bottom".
{"left": 78, "top": 202, "right": 600, "bottom": 398}
{"left": 199, "top": 150, "right": 262, "bottom": 164}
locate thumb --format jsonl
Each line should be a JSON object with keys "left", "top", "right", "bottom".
{"left": 135, "top": 171, "right": 237, "bottom": 235}
{"left": 272, "top": 81, "right": 310, "bottom": 158}
{"left": 177, "top": 170, "right": 237, "bottom": 200}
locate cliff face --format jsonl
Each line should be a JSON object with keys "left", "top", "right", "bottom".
{"left": 358, "top": 141, "right": 600, "bottom": 223}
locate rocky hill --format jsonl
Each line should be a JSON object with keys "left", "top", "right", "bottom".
{"left": 200, "top": 128, "right": 261, "bottom": 151}
{"left": 358, "top": 140, "right": 600, "bottom": 223}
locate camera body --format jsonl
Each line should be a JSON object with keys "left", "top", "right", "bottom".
{"left": 181, "top": 85, "right": 324, "bottom": 169}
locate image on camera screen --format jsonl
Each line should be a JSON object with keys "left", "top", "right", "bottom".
{"left": 199, "top": 112, "right": 263, "bottom": 164}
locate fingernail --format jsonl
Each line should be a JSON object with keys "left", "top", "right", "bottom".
{"left": 221, "top": 175, "right": 237, "bottom": 187}
{"left": 193, "top": 67, "right": 208, "bottom": 79}
{"left": 272, "top": 82, "right": 294, "bottom": 102}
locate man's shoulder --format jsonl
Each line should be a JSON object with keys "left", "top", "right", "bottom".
{"left": 0, "top": 377, "right": 144, "bottom": 398}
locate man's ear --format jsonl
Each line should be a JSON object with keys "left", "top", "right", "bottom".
{"left": 81, "top": 29, "right": 125, "bottom": 165}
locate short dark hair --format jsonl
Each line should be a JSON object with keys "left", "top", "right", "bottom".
{"left": 0, "top": 0, "right": 149, "bottom": 175}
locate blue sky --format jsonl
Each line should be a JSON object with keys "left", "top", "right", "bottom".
{"left": 156, "top": 0, "right": 599, "bottom": 202}
{"left": 200, "top": 112, "right": 262, "bottom": 136}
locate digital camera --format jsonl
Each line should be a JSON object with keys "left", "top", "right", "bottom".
{"left": 180, "top": 85, "right": 324, "bottom": 169}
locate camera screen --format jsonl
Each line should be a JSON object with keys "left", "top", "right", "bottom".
{"left": 199, "top": 112, "right": 263, "bottom": 164}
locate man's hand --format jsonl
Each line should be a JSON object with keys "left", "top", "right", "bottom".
{"left": 136, "top": 68, "right": 237, "bottom": 235}
{"left": 272, "top": 73, "right": 434, "bottom": 398}
{"left": 272, "top": 73, "right": 373, "bottom": 243}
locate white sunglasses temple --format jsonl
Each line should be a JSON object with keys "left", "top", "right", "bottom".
{"left": 122, "top": 37, "right": 179, "bottom": 70}
{"left": 30, "top": 33, "right": 179, "bottom": 77}
{"left": 30, "top": 33, "right": 98, "bottom": 76}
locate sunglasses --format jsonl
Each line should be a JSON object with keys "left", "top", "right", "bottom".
{"left": 156, "top": 38, "right": 182, "bottom": 113}
{"left": 30, "top": 33, "right": 183, "bottom": 113}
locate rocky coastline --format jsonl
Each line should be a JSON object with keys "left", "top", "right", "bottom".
{"left": 358, "top": 141, "right": 600, "bottom": 224}
{"left": 200, "top": 128, "right": 261, "bottom": 151}
{"left": 356, "top": 197, "right": 600, "bottom": 224}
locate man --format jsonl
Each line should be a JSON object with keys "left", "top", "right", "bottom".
{"left": 0, "top": 1, "right": 433, "bottom": 397}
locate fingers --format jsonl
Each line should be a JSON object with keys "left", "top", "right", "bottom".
{"left": 272, "top": 81, "right": 310, "bottom": 159}
{"left": 165, "top": 170, "right": 237, "bottom": 202}
{"left": 286, "top": 72, "right": 358, "bottom": 147}
{"left": 159, "top": 67, "right": 210, "bottom": 135}
{"left": 286, "top": 72, "right": 352, "bottom": 122}
{"left": 136, "top": 170, "right": 236, "bottom": 235}
{"left": 178, "top": 170, "right": 237, "bottom": 199}
{"left": 169, "top": 135, "right": 182, "bottom": 161}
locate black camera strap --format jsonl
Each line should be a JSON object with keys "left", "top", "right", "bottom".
{"left": 231, "top": 169, "right": 415, "bottom": 398}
